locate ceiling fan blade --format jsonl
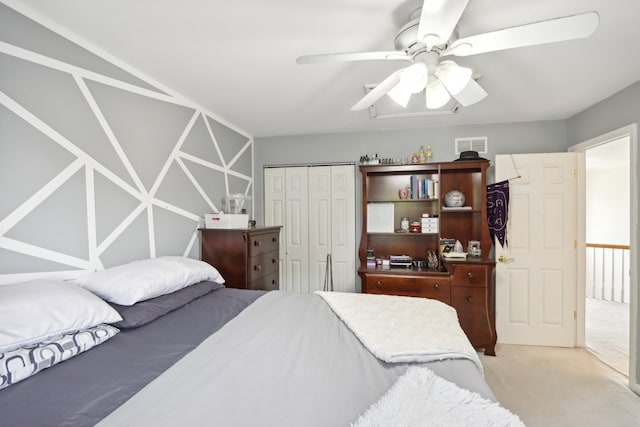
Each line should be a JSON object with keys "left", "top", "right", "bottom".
{"left": 451, "top": 79, "right": 488, "bottom": 107}
{"left": 351, "top": 70, "right": 403, "bottom": 111}
{"left": 417, "top": 0, "right": 469, "bottom": 48}
{"left": 445, "top": 12, "right": 599, "bottom": 57}
{"left": 296, "top": 51, "right": 410, "bottom": 64}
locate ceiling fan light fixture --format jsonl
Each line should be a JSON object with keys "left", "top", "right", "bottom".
{"left": 402, "top": 62, "right": 429, "bottom": 93}
{"left": 425, "top": 79, "right": 450, "bottom": 109}
{"left": 387, "top": 82, "right": 413, "bottom": 108}
{"left": 387, "top": 63, "right": 428, "bottom": 107}
{"left": 436, "top": 60, "right": 472, "bottom": 95}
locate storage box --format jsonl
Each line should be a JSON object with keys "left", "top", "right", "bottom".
{"left": 421, "top": 217, "right": 439, "bottom": 234}
{"left": 204, "top": 213, "right": 249, "bottom": 229}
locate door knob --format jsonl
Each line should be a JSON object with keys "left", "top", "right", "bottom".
{"left": 498, "top": 256, "right": 514, "bottom": 263}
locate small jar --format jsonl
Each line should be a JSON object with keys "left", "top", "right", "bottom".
{"left": 400, "top": 217, "right": 409, "bottom": 232}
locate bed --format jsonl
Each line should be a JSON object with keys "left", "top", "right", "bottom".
{"left": 0, "top": 257, "right": 523, "bottom": 426}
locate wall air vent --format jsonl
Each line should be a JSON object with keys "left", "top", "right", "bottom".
{"left": 455, "top": 136, "right": 488, "bottom": 154}
{"left": 365, "top": 84, "right": 460, "bottom": 119}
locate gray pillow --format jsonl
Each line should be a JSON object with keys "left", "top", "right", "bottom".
{"left": 109, "top": 281, "right": 224, "bottom": 328}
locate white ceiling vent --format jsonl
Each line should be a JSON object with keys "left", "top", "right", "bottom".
{"left": 455, "top": 136, "right": 488, "bottom": 154}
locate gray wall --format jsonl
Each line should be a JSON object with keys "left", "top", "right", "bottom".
{"left": 0, "top": 4, "right": 253, "bottom": 277}
{"left": 254, "top": 120, "right": 567, "bottom": 226}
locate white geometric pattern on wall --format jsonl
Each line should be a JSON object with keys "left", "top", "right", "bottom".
{"left": 0, "top": 7, "right": 253, "bottom": 283}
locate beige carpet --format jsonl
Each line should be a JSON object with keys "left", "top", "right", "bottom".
{"left": 479, "top": 344, "right": 640, "bottom": 427}
{"left": 585, "top": 297, "right": 629, "bottom": 376}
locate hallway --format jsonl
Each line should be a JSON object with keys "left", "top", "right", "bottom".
{"left": 586, "top": 297, "right": 630, "bottom": 376}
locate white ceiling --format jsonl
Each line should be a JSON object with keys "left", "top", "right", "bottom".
{"left": 10, "top": 0, "right": 640, "bottom": 137}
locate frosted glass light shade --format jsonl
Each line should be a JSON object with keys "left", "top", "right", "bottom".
{"left": 402, "top": 63, "right": 429, "bottom": 93}
{"left": 387, "top": 82, "right": 413, "bottom": 107}
{"left": 436, "top": 60, "right": 472, "bottom": 95}
{"left": 387, "top": 63, "right": 428, "bottom": 107}
{"left": 426, "top": 79, "right": 450, "bottom": 109}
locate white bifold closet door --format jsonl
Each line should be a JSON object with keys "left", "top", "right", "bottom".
{"left": 264, "top": 165, "right": 356, "bottom": 293}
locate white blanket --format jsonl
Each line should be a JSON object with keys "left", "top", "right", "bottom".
{"left": 316, "top": 291, "right": 482, "bottom": 371}
{"left": 352, "top": 366, "right": 525, "bottom": 427}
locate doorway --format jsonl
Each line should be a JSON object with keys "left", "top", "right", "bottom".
{"left": 584, "top": 137, "right": 631, "bottom": 376}
{"left": 570, "top": 124, "right": 639, "bottom": 392}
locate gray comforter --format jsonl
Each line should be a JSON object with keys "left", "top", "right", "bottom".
{"left": 0, "top": 287, "right": 264, "bottom": 426}
{"left": 100, "top": 291, "right": 494, "bottom": 426}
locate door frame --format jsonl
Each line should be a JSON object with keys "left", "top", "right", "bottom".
{"left": 569, "top": 123, "right": 639, "bottom": 393}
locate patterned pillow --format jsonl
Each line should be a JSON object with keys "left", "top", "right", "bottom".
{"left": 0, "top": 324, "right": 119, "bottom": 390}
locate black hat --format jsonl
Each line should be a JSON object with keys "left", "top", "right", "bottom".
{"left": 455, "top": 150, "right": 487, "bottom": 161}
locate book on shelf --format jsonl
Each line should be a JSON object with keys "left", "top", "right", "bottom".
{"left": 389, "top": 255, "right": 412, "bottom": 267}
{"left": 409, "top": 176, "right": 440, "bottom": 200}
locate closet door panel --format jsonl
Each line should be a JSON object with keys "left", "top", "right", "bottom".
{"left": 331, "top": 165, "right": 356, "bottom": 292}
{"left": 308, "top": 167, "right": 332, "bottom": 292}
{"left": 264, "top": 168, "right": 286, "bottom": 288}
{"left": 284, "top": 167, "right": 309, "bottom": 292}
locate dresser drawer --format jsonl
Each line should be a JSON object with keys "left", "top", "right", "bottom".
{"left": 248, "top": 270, "right": 279, "bottom": 291}
{"left": 248, "top": 232, "right": 279, "bottom": 257}
{"left": 451, "top": 286, "right": 494, "bottom": 348}
{"left": 364, "top": 274, "right": 450, "bottom": 303}
{"left": 450, "top": 265, "right": 489, "bottom": 287}
{"left": 247, "top": 251, "right": 279, "bottom": 282}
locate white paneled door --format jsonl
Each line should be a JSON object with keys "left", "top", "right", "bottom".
{"left": 495, "top": 153, "right": 578, "bottom": 346}
{"left": 264, "top": 165, "right": 356, "bottom": 293}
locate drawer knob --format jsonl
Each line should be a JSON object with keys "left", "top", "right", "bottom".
{"left": 254, "top": 240, "right": 261, "bottom": 247}
{"left": 466, "top": 296, "right": 473, "bottom": 303}
{"left": 254, "top": 265, "right": 262, "bottom": 271}
{"left": 433, "top": 283, "right": 440, "bottom": 290}
{"left": 272, "top": 237, "right": 277, "bottom": 243}
{"left": 466, "top": 272, "right": 474, "bottom": 280}
{"left": 272, "top": 258, "right": 277, "bottom": 264}
{"left": 376, "top": 281, "right": 382, "bottom": 288}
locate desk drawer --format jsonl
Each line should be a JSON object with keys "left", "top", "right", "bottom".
{"left": 451, "top": 265, "right": 489, "bottom": 287}
{"left": 364, "top": 274, "right": 450, "bottom": 303}
{"left": 451, "top": 286, "right": 493, "bottom": 347}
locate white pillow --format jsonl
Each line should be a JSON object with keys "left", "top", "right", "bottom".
{"left": 0, "top": 279, "right": 123, "bottom": 353}
{"left": 72, "top": 256, "right": 225, "bottom": 305}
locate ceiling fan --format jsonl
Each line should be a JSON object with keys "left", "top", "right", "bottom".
{"left": 297, "top": 0, "right": 599, "bottom": 112}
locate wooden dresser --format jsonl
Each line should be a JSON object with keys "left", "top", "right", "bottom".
{"left": 200, "top": 226, "right": 281, "bottom": 291}
{"left": 358, "top": 161, "right": 497, "bottom": 355}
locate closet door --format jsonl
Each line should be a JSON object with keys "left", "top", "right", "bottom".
{"left": 265, "top": 165, "right": 355, "bottom": 293}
